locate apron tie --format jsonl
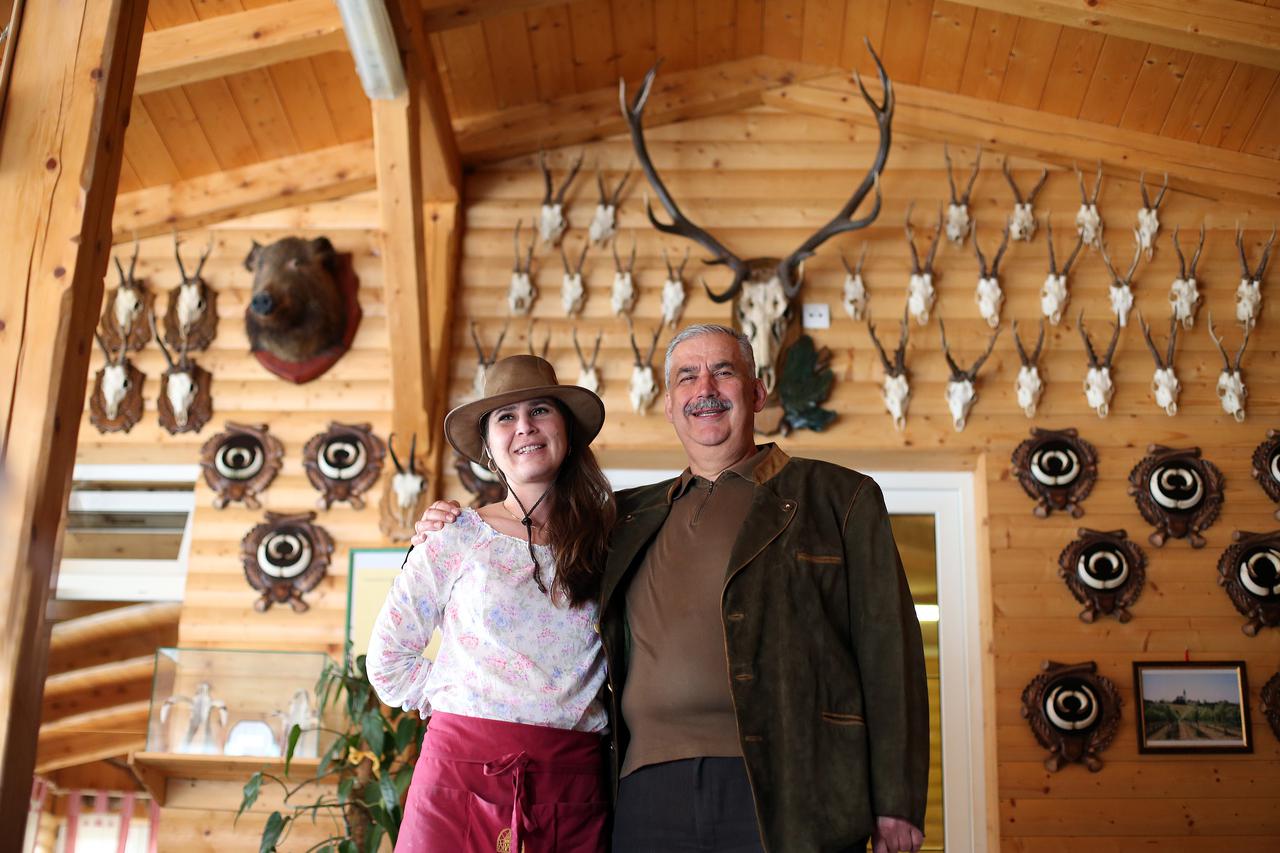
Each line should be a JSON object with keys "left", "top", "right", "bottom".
{"left": 484, "top": 751, "right": 534, "bottom": 851}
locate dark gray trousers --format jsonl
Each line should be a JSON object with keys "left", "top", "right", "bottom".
{"left": 611, "top": 757, "right": 765, "bottom": 853}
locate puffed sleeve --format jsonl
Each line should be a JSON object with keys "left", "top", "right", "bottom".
{"left": 841, "top": 477, "right": 930, "bottom": 830}
{"left": 366, "top": 527, "right": 465, "bottom": 717}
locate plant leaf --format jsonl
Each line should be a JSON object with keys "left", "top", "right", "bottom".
{"left": 259, "top": 812, "right": 285, "bottom": 853}
{"left": 394, "top": 716, "right": 419, "bottom": 752}
{"left": 339, "top": 841, "right": 358, "bottom": 853}
{"left": 394, "top": 765, "right": 413, "bottom": 797}
{"left": 365, "top": 826, "right": 385, "bottom": 853}
{"left": 369, "top": 801, "right": 398, "bottom": 844}
{"left": 361, "top": 712, "right": 385, "bottom": 756}
{"left": 236, "top": 772, "right": 262, "bottom": 825}
{"left": 284, "top": 724, "right": 302, "bottom": 775}
{"left": 378, "top": 769, "right": 400, "bottom": 822}
{"left": 337, "top": 775, "right": 354, "bottom": 804}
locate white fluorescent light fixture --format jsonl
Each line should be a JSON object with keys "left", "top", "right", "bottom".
{"left": 336, "top": 0, "right": 406, "bottom": 100}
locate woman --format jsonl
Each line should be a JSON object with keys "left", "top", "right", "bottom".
{"left": 366, "top": 354, "right": 615, "bottom": 853}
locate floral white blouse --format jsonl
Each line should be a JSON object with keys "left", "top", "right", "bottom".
{"left": 366, "top": 508, "right": 607, "bottom": 733}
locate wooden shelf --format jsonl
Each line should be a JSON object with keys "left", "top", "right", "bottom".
{"left": 128, "top": 751, "right": 324, "bottom": 807}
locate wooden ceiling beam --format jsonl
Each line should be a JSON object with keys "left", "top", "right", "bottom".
{"left": 111, "top": 140, "right": 375, "bottom": 242}
{"left": 421, "top": 0, "right": 587, "bottom": 32}
{"left": 135, "top": 0, "right": 347, "bottom": 95}
{"left": 455, "top": 56, "right": 833, "bottom": 163}
{"left": 945, "top": 0, "right": 1280, "bottom": 72}
{"left": 0, "top": 0, "right": 145, "bottom": 833}
{"left": 49, "top": 603, "right": 180, "bottom": 651}
{"left": 763, "top": 74, "right": 1280, "bottom": 206}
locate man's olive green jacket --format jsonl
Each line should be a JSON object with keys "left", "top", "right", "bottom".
{"left": 598, "top": 446, "right": 929, "bottom": 853}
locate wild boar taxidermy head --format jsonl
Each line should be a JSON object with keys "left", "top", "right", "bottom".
{"left": 243, "top": 236, "right": 362, "bottom": 383}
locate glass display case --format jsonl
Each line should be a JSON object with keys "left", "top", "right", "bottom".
{"left": 145, "top": 647, "right": 340, "bottom": 760}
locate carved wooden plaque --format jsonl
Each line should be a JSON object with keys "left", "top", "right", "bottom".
{"left": 1216, "top": 530, "right": 1280, "bottom": 636}
{"left": 1251, "top": 430, "right": 1280, "bottom": 521}
{"left": 1262, "top": 672, "right": 1280, "bottom": 742}
{"left": 1020, "top": 660, "right": 1121, "bottom": 773}
{"left": 1127, "top": 445, "right": 1224, "bottom": 548}
{"left": 200, "top": 422, "right": 284, "bottom": 509}
{"left": 302, "top": 422, "right": 386, "bottom": 510}
{"left": 1058, "top": 529, "right": 1147, "bottom": 623}
{"left": 240, "top": 511, "right": 333, "bottom": 613}
{"left": 1010, "top": 428, "right": 1098, "bottom": 518}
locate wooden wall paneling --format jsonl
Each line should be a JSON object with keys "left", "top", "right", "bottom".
{"left": 526, "top": 5, "right": 578, "bottom": 101}
{"left": 1035, "top": 27, "right": 1105, "bottom": 118}
{"left": 1202, "top": 64, "right": 1280, "bottom": 151}
{"left": 435, "top": 24, "right": 499, "bottom": 117}
{"left": 943, "top": 0, "right": 1280, "bottom": 72}
{"left": 879, "top": 0, "right": 933, "bottom": 86}
{"left": 482, "top": 13, "right": 540, "bottom": 111}
{"left": 1076, "top": 35, "right": 1149, "bottom": 127}
{"left": 918, "top": 1, "right": 978, "bottom": 94}
{"left": 838, "top": 0, "right": 890, "bottom": 76}
{"left": 762, "top": 0, "right": 806, "bottom": 61}
{"left": 0, "top": 0, "right": 146, "bottom": 834}
{"left": 996, "top": 17, "right": 1060, "bottom": 109}
{"left": 567, "top": 0, "right": 618, "bottom": 92}
{"left": 799, "top": 0, "right": 847, "bottom": 68}
{"left": 611, "top": 0, "right": 657, "bottom": 83}
{"left": 1119, "top": 44, "right": 1196, "bottom": 136}
{"left": 697, "top": 0, "right": 739, "bottom": 67}
{"left": 735, "top": 0, "right": 765, "bottom": 59}
{"left": 1243, "top": 83, "right": 1280, "bottom": 158}
{"left": 654, "top": 0, "right": 698, "bottom": 73}
{"left": 957, "top": 8, "right": 1017, "bottom": 100}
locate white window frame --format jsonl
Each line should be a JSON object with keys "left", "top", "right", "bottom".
{"left": 604, "top": 466, "right": 992, "bottom": 853}
{"left": 56, "top": 464, "right": 198, "bottom": 602}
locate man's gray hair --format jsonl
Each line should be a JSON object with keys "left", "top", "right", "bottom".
{"left": 663, "top": 323, "right": 756, "bottom": 385}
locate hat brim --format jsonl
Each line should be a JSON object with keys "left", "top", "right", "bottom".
{"left": 444, "top": 384, "right": 606, "bottom": 466}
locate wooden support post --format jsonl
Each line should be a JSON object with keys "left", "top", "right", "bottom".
{"left": 0, "top": 0, "right": 146, "bottom": 840}
{"left": 376, "top": 0, "right": 462, "bottom": 503}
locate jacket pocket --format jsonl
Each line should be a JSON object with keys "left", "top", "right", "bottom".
{"left": 820, "top": 711, "right": 865, "bottom": 726}
{"left": 797, "top": 551, "right": 842, "bottom": 566}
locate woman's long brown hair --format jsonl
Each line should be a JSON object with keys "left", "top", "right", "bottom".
{"left": 482, "top": 401, "right": 615, "bottom": 607}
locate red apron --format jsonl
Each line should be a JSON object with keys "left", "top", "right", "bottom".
{"left": 396, "top": 711, "right": 608, "bottom": 853}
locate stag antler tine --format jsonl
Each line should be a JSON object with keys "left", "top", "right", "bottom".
{"left": 972, "top": 224, "right": 986, "bottom": 270}
{"left": 1237, "top": 316, "right": 1251, "bottom": 371}
{"left": 925, "top": 205, "right": 944, "bottom": 269}
{"left": 1098, "top": 241, "right": 1118, "bottom": 280}
{"left": 470, "top": 321, "right": 485, "bottom": 361}
{"left": 993, "top": 225, "right": 1010, "bottom": 271}
{"left": 1207, "top": 312, "right": 1231, "bottom": 370}
{"left": 128, "top": 235, "right": 140, "bottom": 281}
{"left": 1153, "top": 172, "right": 1169, "bottom": 208}
{"left": 539, "top": 151, "right": 553, "bottom": 205}
{"left": 560, "top": 242, "right": 571, "bottom": 271}
{"left": 1091, "top": 159, "right": 1104, "bottom": 203}
{"left": 1028, "top": 168, "right": 1048, "bottom": 204}
{"left": 149, "top": 309, "right": 174, "bottom": 369}
{"left": 1125, "top": 238, "right": 1141, "bottom": 281}
{"left": 944, "top": 142, "right": 959, "bottom": 204}
{"left": 572, "top": 326, "right": 586, "bottom": 366}
{"left": 866, "top": 316, "right": 893, "bottom": 371}
{"left": 576, "top": 240, "right": 589, "bottom": 271}
{"left": 556, "top": 151, "right": 584, "bottom": 205}
{"left": 1046, "top": 219, "right": 1058, "bottom": 271}
{"left": 387, "top": 432, "right": 404, "bottom": 473}
{"left": 628, "top": 232, "right": 637, "bottom": 272}
{"left": 1002, "top": 158, "right": 1022, "bottom": 204}
{"left": 172, "top": 232, "right": 188, "bottom": 281}
{"left": 625, "top": 315, "right": 643, "bottom": 364}
{"left": 1077, "top": 310, "right": 1099, "bottom": 367}
{"left": 94, "top": 330, "right": 111, "bottom": 362}
{"left": 971, "top": 324, "right": 1001, "bottom": 376}
{"left": 194, "top": 233, "right": 213, "bottom": 278}
{"left": 1064, "top": 234, "right": 1084, "bottom": 274}
{"left": 678, "top": 246, "right": 689, "bottom": 277}
{"left": 904, "top": 202, "right": 921, "bottom": 271}
{"left": 409, "top": 433, "right": 418, "bottom": 474}
{"left": 1012, "top": 319, "right": 1028, "bottom": 364}
{"left": 647, "top": 323, "right": 662, "bottom": 362}
{"left": 1166, "top": 311, "right": 1178, "bottom": 366}
{"left": 662, "top": 246, "right": 674, "bottom": 279}
{"left": 1032, "top": 319, "right": 1045, "bottom": 362}
{"left": 1103, "top": 316, "right": 1121, "bottom": 365}
{"left": 896, "top": 307, "right": 910, "bottom": 370}
{"left": 1074, "top": 162, "right": 1086, "bottom": 201}
{"left": 841, "top": 252, "right": 854, "bottom": 276}
{"left": 964, "top": 145, "right": 982, "bottom": 201}
{"left": 1139, "top": 170, "right": 1150, "bottom": 209}
{"left": 1259, "top": 225, "right": 1277, "bottom": 278}
{"left": 494, "top": 318, "right": 510, "bottom": 359}
{"left": 1172, "top": 225, "right": 1187, "bottom": 277}
{"left": 596, "top": 169, "right": 607, "bottom": 203}
{"left": 114, "top": 255, "right": 127, "bottom": 285}
{"left": 612, "top": 164, "right": 632, "bottom": 205}
{"left": 1191, "top": 223, "right": 1206, "bottom": 272}
{"left": 512, "top": 220, "right": 523, "bottom": 272}
{"left": 1137, "top": 310, "right": 1161, "bottom": 364}
{"left": 937, "top": 318, "right": 962, "bottom": 377}
{"left": 1236, "top": 223, "right": 1249, "bottom": 274}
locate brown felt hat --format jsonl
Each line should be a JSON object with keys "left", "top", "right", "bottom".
{"left": 444, "top": 355, "right": 605, "bottom": 466}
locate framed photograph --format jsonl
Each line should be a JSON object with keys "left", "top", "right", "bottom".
{"left": 1133, "top": 661, "right": 1252, "bottom": 754}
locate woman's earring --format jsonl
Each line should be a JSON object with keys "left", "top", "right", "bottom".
{"left": 482, "top": 446, "right": 498, "bottom": 474}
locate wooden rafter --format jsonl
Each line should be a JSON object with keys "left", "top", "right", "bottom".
{"left": 0, "top": 0, "right": 146, "bottom": 831}
{"left": 135, "top": 0, "right": 346, "bottom": 95}
{"left": 421, "top": 0, "right": 586, "bottom": 32}
{"left": 456, "top": 56, "right": 833, "bottom": 162}
{"left": 946, "top": 0, "right": 1280, "bottom": 72}
{"left": 112, "top": 141, "right": 375, "bottom": 242}
{"left": 36, "top": 701, "right": 150, "bottom": 775}
{"left": 763, "top": 74, "right": 1280, "bottom": 206}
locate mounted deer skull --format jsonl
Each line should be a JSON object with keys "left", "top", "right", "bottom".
{"left": 165, "top": 233, "right": 218, "bottom": 351}
{"left": 1168, "top": 224, "right": 1205, "bottom": 329}
{"left": 469, "top": 320, "right": 508, "bottom": 400}
{"left": 1003, "top": 159, "right": 1047, "bottom": 242}
{"left": 973, "top": 224, "right": 1010, "bottom": 329}
{"left": 867, "top": 309, "right": 911, "bottom": 431}
{"left": 610, "top": 232, "right": 638, "bottom": 317}
{"left": 560, "top": 239, "right": 589, "bottom": 316}
{"left": 939, "top": 319, "right": 1001, "bottom": 432}
{"left": 1041, "top": 220, "right": 1084, "bottom": 325}
{"left": 572, "top": 327, "right": 603, "bottom": 396}
{"left": 1135, "top": 171, "right": 1169, "bottom": 260}
{"left": 509, "top": 220, "right": 537, "bottom": 316}
{"left": 841, "top": 244, "right": 869, "bottom": 321}
{"left": 588, "top": 165, "right": 631, "bottom": 245}
{"left": 89, "top": 330, "right": 145, "bottom": 433}
{"left": 99, "top": 239, "right": 152, "bottom": 353}
{"left": 150, "top": 309, "right": 212, "bottom": 434}
{"left": 1236, "top": 225, "right": 1275, "bottom": 329}
{"left": 905, "top": 203, "right": 943, "bottom": 327}
{"left": 943, "top": 142, "right": 982, "bottom": 245}
{"left": 1012, "top": 319, "right": 1046, "bottom": 418}
{"left": 622, "top": 43, "right": 892, "bottom": 397}
{"left": 1207, "top": 312, "right": 1251, "bottom": 423}
{"left": 1098, "top": 237, "right": 1141, "bottom": 328}
{"left": 1078, "top": 311, "right": 1121, "bottom": 418}
{"left": 537, "top": 150, "right": 583, "bottom": 247}
{"left": 379, "top": 433, "right": 427, "bottom": 542}
{"left": 1138, "top": 310, "right": 1180, "bottom": 416}
{"left": 1074, "top": 160, "right": 1104, "bottom": 250}
{"left": 660, "top": 246, "right": 689, "bottom": 328}
{"left": 626, "top": 318, "right": 662, "bottom": 414}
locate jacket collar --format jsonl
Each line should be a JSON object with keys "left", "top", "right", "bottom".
{"left": 665, "top": 443, "right": 790, "bottom": 502}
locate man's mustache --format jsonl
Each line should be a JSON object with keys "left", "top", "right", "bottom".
{"left": 684, "top": 397, "right": 732, "bottom": 416}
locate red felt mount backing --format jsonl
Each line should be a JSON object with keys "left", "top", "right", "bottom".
{"left": 251, "top": 253, "right": 362, "bottom": 384}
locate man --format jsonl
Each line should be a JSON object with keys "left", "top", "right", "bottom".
{"left": 415, "top": 323, "right": 928, "bottom": 853}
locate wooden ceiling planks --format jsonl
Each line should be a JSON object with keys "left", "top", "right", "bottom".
{"left": 918, "top": 1, "right": 977, "bottom": 94}
{"left": 995, "top": 17, "right": 1060, "bottom": 110}
{"left": 880, "top": 0, "right": 933, "bottom": 86}
{"left": 1036, "top": 27, "right": 1105, "bottom": 119}
{"left": 1202, "top": 64, "right": 1279, "bottom": 151}
{"left": 1119, "top": 44, "right": 1197, "bottom": 137}
{"left": 655, "top": 0, "right": 699, "bottom": 73}
{"left": 957, "top": 8, "right": 1017, "bottom": 102}
{"left": 1160, "top": 53, "right": 1238, "bottom": 143}
{"left": 697, "top": 0, "right": 738, "bottom": 67}
{"left": 1076, "top": 34, "right": 1149, "bottom": 127}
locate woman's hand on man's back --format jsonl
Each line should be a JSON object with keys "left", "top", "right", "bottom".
{"left": 411, "top": 500, "right": 464, "bottom": 545}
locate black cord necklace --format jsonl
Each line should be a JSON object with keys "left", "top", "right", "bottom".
{"left": 494, "top": 468, "right": 554, "bottom": 594}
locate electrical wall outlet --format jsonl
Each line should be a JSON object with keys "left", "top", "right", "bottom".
{"left": 801, "top": 302, "right": 830, "bottom": 330}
